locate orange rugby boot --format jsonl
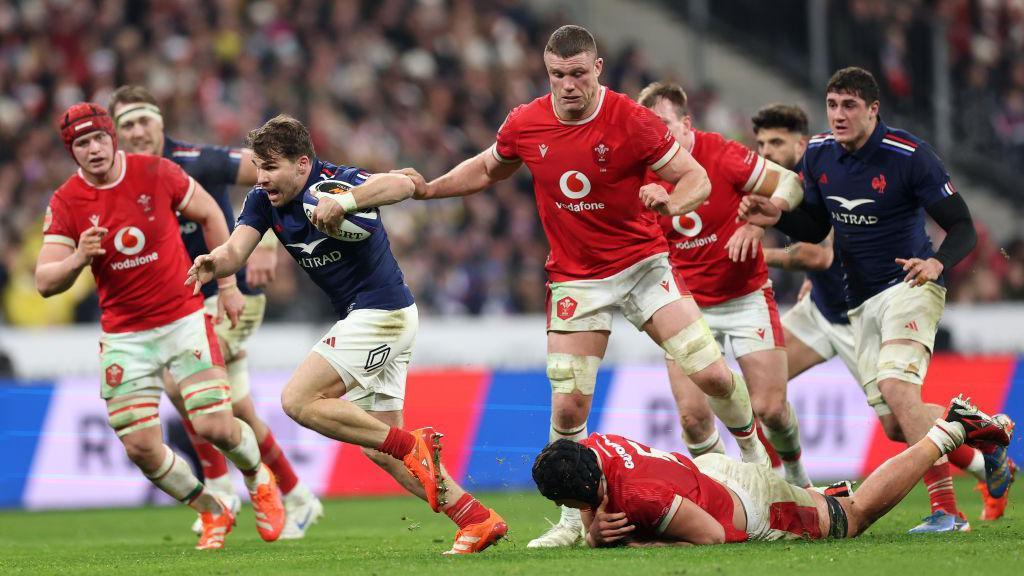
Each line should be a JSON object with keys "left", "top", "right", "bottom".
{"left": 444, "top": 508, "right": 509, "bottom": 555}
{"left": 402, "top": 427, "right": 448, "bottom": 512}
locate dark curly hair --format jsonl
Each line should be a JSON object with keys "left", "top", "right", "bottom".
{"left": 532, "top": 439, "right": 602, "bottom": 507}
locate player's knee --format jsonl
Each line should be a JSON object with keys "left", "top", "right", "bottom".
{"left": 280, "top": 386, "right": 308, "bottom": 426}
{"left": 120, "top": 434, "right": 164, "bottom": 470}
{"left": 753, "top": 397, "right": 789, "bottom": 430}
{"left": 546, "top": 353, "right": 600, "bottom": 396}
{"left": 661, "top": 318, "right": 722, "bottom": 377}
{"left": 190, "top": 413, "right": 234, "bottom": 447}
{"left": 689, "top": 360, "right": 733, "bottom": 397}
{"left": 879, "top": 415, "right": 906, "bottom": 442}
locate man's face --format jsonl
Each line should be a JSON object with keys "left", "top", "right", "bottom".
{"left": 544, "top": 51, "right": 603, "bottom": 119}
{"left": 826, "top": 91, "right": 878, "bottom": 148}
{"left": 112, "top": 104, "right": 164, "bottom": 155}
{"left": 755, "top": 127, "right": 807, "bottom": 170}
{"left": 72, "top": 131, "right": 116, "bottom": 177}
{"left": 253, "top": 152, "right": 309, "bottom": 207}
{"left": 649, "top": 97, "right": 692, "bottom": 147}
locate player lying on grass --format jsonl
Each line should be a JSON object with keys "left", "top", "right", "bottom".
{"left": 533, "top": 396, "right": 1012, "bottom": 546}
{"left": 186, "top": 114, "right": 506, "bottom": 554}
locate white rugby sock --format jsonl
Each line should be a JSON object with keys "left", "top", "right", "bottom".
{"left": 926, "top": 419, "right": 965, "bottom": 455}
{"left": 686, "top": 428, "right": 726, "bottom": 457}
{"left": 145, "top": 445, "right": 207, "bottom": 505}
{"left": 551, "top": 421, "right": 587, "bottom": 526}
{"left": 218, "top": 418, "right": 268, "bottom": 490}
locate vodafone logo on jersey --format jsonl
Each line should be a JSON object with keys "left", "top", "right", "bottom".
{"left": 559, "top": 171, "right": 591, "bottom": 199}
{"left": 110, "top": 226, "right": 159, "bottom": 271}
{"left": 555, "top": 170, "right": 605, "bottom": 212}
{"left": 114, "top": 227, "right": 146, "bottom": 255}
{"left": 671, "top": 212, "right": 717, "bottom": 250}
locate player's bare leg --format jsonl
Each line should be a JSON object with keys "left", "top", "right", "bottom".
{"left": 873, "top": 339, "right": 966, "bottom": 533}
{"left": 739, "top": 348, "right": 810, "bottom": 486}
{"left": 823, "top": 397, "right": 1012, "bottom": 539}
{"left": 646, "top": 297, "right": 768, "bottom": 466}
{"left": 528, "top": 330, "right": 608, "bottom": 548}
{"left": 281, "top": 352, "right": 504, "bottom": 552}
{"left": 784, "top": 329, "right": 829, "bottom": 379}
{"left": 666, "top": 360, "right": 725, "bottom": 457}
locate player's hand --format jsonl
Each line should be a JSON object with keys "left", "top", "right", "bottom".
{"left": 738, "top": 195, "right": 782, "bottom": 227}
{"left": 311, "top": 195, "right": 346, "bottom": 234}
{"left": 74, "top": 226, "right": 108, "bottom": 265}
{"left": 896, "top": 257, "right": 943, "bottom": 287}
{"left": 392, "top": 168, "right": 429, "bottom": 199}
{"left": 797, "top": 277, "right": 813, "bottom": 301}
{"left": 639, "top": 183, "right": 671, "bottom": 215}
{"left": 186, "top": 254, "right": 217, "bottom": 295}
{"left": 245, "top": 244, "right": 278, "bottom": 287}
{"left": 725, "top": 224, "right": 765, "bottom": 263}
{"left": 589, "top": 495, "right": 635, "bottom": 547}
{"left": 216, "top": 284, "right": 244, "bottom": 328}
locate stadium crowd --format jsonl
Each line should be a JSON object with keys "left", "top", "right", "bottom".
{"left": 0, "top": 0, "right": 1020, "bottom": 327}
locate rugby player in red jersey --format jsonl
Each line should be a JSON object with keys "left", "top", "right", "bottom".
{"left": 396, "top": 25, "right": 769, "bottom": 547}
{"left": 638, "top": 83, "right": 810, "bottom": 487}
{"left": 533, "top": 396, "right": 1011, "bottom": 547}
{"left": 34, "top": 103, "right": 284, "bottom": 549}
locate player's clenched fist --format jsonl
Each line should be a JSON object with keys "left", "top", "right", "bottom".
{"left": 75, "top": 226, "right": 108, "bottom": 264}
{"left": 738, "top": 194, "right": 782, "bottom": 227}
{"left": 185, "top": 254, "right": 217, "bottom": 295}
{"left": 392, "top": 168, "right": 428, "bottom": 199}
{"left": 639, "top": 183, "right": 670, "bottom": 214}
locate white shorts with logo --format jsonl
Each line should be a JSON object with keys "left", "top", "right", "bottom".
{"left": 700, "top": 282, "right": 784, "bottom": 359}
{"left": 203, "top": 293, "right": 267, "bottom": 360}
{"left": 312, "top": 304, "right": 418, "bottom": 412}
{"left": 547, "top": 254, "right": 684, "bottom": 332}
{"left": 782, "top": 294, "right": 859, "bottom": 380}
{"left": 848, "top": 281, "right": 946, "bottom": 416}
{"left": 695, "top": 453, "right": 821, "bottom": 541}
{"left": 99, "top": 309, "right": 223, "bottom": 400}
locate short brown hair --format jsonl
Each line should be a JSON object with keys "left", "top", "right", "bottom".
{"left": 545, "top": 25, "right": 597, "bottom": 59}
{"left": 825, "top": 67, "right": 880, "bottom": 105}
{"left": 245, "top": 114, "right": 315, "bottom": 162}
{"left": 108, "top": 85, "right": 158, "bottom": 114}
{"left": 751, "top": 104, "right": 809, "bottom": 136}
{"left": 637, "top": 82, "right": 689, "bottom": 118}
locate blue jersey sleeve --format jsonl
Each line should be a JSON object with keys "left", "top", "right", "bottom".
{"left": 908, "top": 144, "right": 955, "bottom": 208}
{"left": 236, "top": 188, "right": 271, "bottom": 234}
{"left": 194, "top": 145, "right": 241, "bottom": 187}
{"left": 330, "top": 165, "right": 372, "bottom": 188}
{"left": 799, "top": 154, "right": 823, "bottom": 208}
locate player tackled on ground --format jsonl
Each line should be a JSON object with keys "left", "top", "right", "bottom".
{"left": 533, "top": 397, "right": 1012, "bottom": 547}
{"left": 638, "top": 83, "right": 811, "bottom": 487}
{"left": 35, "top": 103, "right": 284, "bottom": 550}
{"left": 110, "top": 85, "right": 322, "bottom": 539}
{"left": 395, "top": 24, "right": 770, "bottom": 548}
{"left": 739, "top": 67, "right": 1016, "bottom": 532}
{"left": 752, "top": 103, "right": 1013, "bottom": 521}
{"left": 185, "top": 114, "right": 506, "bottom": 554}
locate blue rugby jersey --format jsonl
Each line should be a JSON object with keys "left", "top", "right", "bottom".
{"left": 807, "top": 245, "right": 849, "bottom": 325}
{"left": 800, "top": 121, "right": 958, "bottom": 308}
{"left": 236, "top": 158, "right": 413, "bottom": 319}
{"left": 165, "top": 135, "right": 258, "bottom": 298}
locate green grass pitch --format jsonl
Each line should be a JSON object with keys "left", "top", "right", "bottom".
{"left": 1, "top": 477, "right": 1020, "bottom": 575}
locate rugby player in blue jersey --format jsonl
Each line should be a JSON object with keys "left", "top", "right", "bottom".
{"left": 185, "top": 114, "right": 506, "bottom": 554}
{"left": 109, "top": 85, "right": 321, "bottom": 540}
{"left": 740, "top": 68, "right": 1015, "bottom": 533}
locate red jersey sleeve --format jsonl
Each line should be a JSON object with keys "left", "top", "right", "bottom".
{"left": 619, "top": 479, "right": 682, "bottom": 535}
{"left": 629, "top": 103, "right": 680, "bottom": 171}
{"left": 718, "top": 139, "right": 768, "bottom": 194}
{"left": 157, "top": 157, "right": 197, "bottom": 211}
{"left": 491, "top": 105, "right": 525, "bottom": 164}
{"left": 42, "top": 194, "right": 78, "bottom": 249}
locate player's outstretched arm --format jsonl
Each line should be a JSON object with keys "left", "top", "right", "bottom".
{"left": 402, "top": 148, "right": 520, "bottom": 201}
{"left": 35, "top": 226, "right": 107, "bottom": 297}
{"left": 351, "top": 173, "right": 416, "bottom": 207}
{"left": 186, "top": 225, "right": 261, "bottom": 294}
{"left": 650, "top": 147, "right": 711, "bottom": 215}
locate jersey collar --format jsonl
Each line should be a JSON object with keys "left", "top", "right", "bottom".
{"left": 161, "top": 135, "right": 177, "bottom": 159}
{"left": 299, "top": 157, "right": 325, "bottom": 198}
{"left": 76, "top": 150, "right": 127, "bottom": 190}
{"left": 552, "top": 86, "right": 607, "bottom": 126}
